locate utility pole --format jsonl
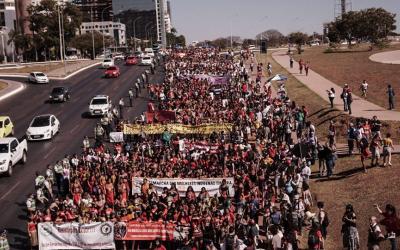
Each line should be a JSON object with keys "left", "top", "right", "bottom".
{"left": 57, "top": 3, "right": 63, "bottom": 62}
{"left": 132, "top": 16, "right": 142, "bottom": 52}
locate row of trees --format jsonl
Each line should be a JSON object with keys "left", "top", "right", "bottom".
{"left": 327, "top": 8, "right": 396, "bottom": 46}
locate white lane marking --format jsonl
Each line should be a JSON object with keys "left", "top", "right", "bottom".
{"left": 70, "top": 124, "right": 80, "bottom": 134}
{"left": 44, "top": 147, "right": 57, "bottom": 159}
{"left": 0, "top": 181, "right": 21, "bottom": 201}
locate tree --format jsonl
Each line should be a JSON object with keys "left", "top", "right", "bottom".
{"left": 288, "top": 32, "right": 308, "bottom": 54}
{"left": 69, "top": 32, "right": 114, "bottom": 58}
{"left": 27, "top": 0, "right": 82, "bottom": 60}
{"left": 210, "top": 38, "right": 229, "bottom": 50}
{"left": 256, "top": 29, "right": 285, "bottom": 47}
{"left": 166, "top": 27, "right": 186, "bottom": 47}
{"left": 7, "top": 29, "right": 31, "bottom": 57}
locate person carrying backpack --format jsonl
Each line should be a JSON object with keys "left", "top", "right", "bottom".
{"left": 308, "top": 221, "right": 323, "bottom": 249}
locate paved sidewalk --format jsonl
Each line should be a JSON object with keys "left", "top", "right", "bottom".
{"left": 369, "top": 50, "right": 400, "bottom": 64}
{"left": 272, "top": 50, "right": 400, "bottom": 121}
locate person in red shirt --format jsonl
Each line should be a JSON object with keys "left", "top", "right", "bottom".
{"left": 152, "top": 239, "right": 166, "bottom": 250}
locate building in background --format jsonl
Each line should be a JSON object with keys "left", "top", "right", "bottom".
{"left": 79, "top": 21, "right": 126, "bottom": 46}
{"left": 0, "top": 0, "right": 16, "bottom": 61}
{"left": 72, "top": 0, "right": 113, "bottom": 22}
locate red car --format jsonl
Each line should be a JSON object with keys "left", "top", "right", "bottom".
{"left": 125, "top": 56, "right": 138, "bottom": 65}
{"left": 104, "top": 66, "right": 120, "bottom": 78}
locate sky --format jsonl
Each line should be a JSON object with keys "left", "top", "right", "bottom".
{"left": 170, "top": 0, "right": 400, "bottom": 43}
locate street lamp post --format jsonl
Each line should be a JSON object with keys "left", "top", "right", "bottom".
{"left": 132, "top": 16, "right": 142, "bottom": 52}
{"left": 101, "top": 5, "right": 112, "bottom": 56}
{"left": 60, "top": 5, "right": 67, "bottom": 76}
{"left": 57, "top": 3, "right": 63, "bottom": 62}
{"left": 91, "top": 7, "right": 95, "bottom": 59}
{"left": 144, "top": 23, "right": 153, "bottom": 47}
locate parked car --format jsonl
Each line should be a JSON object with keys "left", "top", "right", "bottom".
{"left": 0, "top": 116, "right": 14, "bottom": 138}
{"left": 88, "top": 95, "right": 112, "bottom": 116}
{"left": 26, "top": 114, "right": 60, "bottom": 141}
{"left": 101, "top": 58, "right": 114, "bottom": 68}
{"left": 104, "top": 66, "right": 121, "bottom": 78}
{"left": 28, "top": 72, "right": 49, "bottom": 84}
{"left": 125, "top": 56, "right": 138, "bottom": 65}
{"left": 49, "top": 87, "right": 71, "bottom": 102}
{"left": 139, "top": 56, "right": 153, "bottom": 66}
{"left": 0, "top": 137, "right": 27, "bottom": 176}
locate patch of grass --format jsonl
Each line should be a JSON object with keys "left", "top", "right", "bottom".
{"left": 293, "top": 44, "right": 400, "bottom": 109}
{"left": 0, "top": 81, "right": 7, "bottom": 91}
{"left": 0, "top": 61, "right": 77, "bottom": 74}
{"left": 309, "top": 155, "right": 400, "bottom": 249}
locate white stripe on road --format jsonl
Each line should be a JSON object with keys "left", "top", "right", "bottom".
{"left": 44, "top": 147, "right": 57, "bottom": 159}
{"left": 70, "top": 124, "right": 81, "bottom": 134}
{"left": 0, "top": 181, "right": 21, "bottom": 201}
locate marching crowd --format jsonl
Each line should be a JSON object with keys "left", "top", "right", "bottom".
{"left": 22, "top": 46, "right": 400, "bottom": 250}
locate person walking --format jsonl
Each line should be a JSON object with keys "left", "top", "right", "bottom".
{"left": 382, "top": 133, "right": 394, "bottom": 167}
{"left": 327, "top": 88, "right": 335, "bottom": 108}
{"left": 135, "top": 81, "right": 140, "bottom": 98}
{"left": 289, "top": 56, "right": 294, "bottom": 68}
{"left": 317, "top": 201, "right": 330, "bottom": 240}
{"left": 387, "top": 84, "right": 395, "bottom": 110}
{"left": 342, "top": 204, "right": 360, "bottom": 250}
{"left": 128, "top": 88, "right": 134, "bottom": 107}
{"left": 94, "top": 123, "right": 105, "bottom": 144}
{"left": 118, "top": 98, "right": 124, "bottom": 119}
{"left": 375, "top": 204, "right": 400, "bottom": 250}
{"left": 360, "top": 80, "right": 368, "bottom": 98}
{"left": 347, "top": 90, "right": 353, "bottom": 115}
{"left": 299, "top": 59, "right": 304, "bottom": 74}
{"left": 267, "top": 62, "right": 272, "bottom": 77}
{"left": 304, "top": 61, "right": 310, "bottom": 76}
{"left": 341, "top": 84, "right": 349, "bottom": 112}
{"left": 367, "top": 216, "right": 383, "bottom": 250}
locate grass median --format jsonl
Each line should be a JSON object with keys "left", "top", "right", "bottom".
{"left": 0, "top": 81, "right": 7, "bottom": 91}
{"left": 0, "top": 61, "right": 78, "bottom": 74}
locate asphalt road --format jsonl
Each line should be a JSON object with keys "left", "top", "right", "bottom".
{"left": 0, "top": 61, "right": 164, "bottom": 249}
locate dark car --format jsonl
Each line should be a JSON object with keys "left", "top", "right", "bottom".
{"left": 49, "top": 87, "right": 70, "bottom": 102}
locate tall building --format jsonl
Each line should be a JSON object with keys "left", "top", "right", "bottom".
{"left": 15, "top": 0, "right": 30, "bottom": 34}
{"left": 0, "top": 0, "right": 16, "bottom": 60}
{"left": 72, "top": 0, "right": 113, "bottom": 22}
{"left": 79, "top": 21, "right": 126, "bottom": 46}
{"left": 112, "top": 0, "right": 170, "bottom": 48}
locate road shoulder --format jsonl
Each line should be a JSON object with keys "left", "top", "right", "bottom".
{"left": 0, "top": 79, "right": 25, "bottom": 102}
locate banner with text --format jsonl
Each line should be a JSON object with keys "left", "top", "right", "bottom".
{"left": 115, "top": 221, "right": 175, "bottom": 241}
{"left": 131, "top": 178, "right": 234, "bottom": 197}
{"left": 123, "top": 123, "right": 232, "bottom": 135}
{"left": 38, "top": 222, "right": 115, "bottom": 250}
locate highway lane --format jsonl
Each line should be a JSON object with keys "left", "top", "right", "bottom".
{"left": 0, "top": 61, "right": 164, "bottom": 249}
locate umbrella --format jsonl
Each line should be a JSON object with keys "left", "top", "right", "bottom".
{"left": 267, "top": 74, "right": 288, "bottom": 82}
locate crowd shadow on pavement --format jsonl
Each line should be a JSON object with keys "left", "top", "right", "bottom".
{"left": 313, "top": 165, "right": 378, "bottom": 182}
{"left": 6, "top": 227, "right": 28, "bottom": 250}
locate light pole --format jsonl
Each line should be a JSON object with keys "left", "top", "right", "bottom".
{"left": 60, "top": 5, "right": 67, "bottom": 75}
{"left": 132, "top": 16, "right": 142, "bottom": 52}
{"left": 57, "top": 3, "right": 63, "bottom": 62}
{"left": 101, "top": 5, "right": 112, "bottom": 56}
{"left": 91, "top": 7, "right": 95, "bottom": 59}
{"left": 144, "top": 23, "right": 153, "bottom": 46}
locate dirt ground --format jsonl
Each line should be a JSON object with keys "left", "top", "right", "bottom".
{"left": 0, "top": 81, "right": 7, "bottom": 91}
{"left": 310, "top": 155, "right": 400, "bottom": 249}
{"left": 293, "top": 44, "right": 400, "bottom": 110}
{"left": 0, "top": 61, "right": 78, "bottom": 74}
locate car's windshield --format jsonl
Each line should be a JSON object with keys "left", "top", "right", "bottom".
{"left": 31, "top": 116, "right": 50, "bottom": 127}
{"left": 107, "top": 67, "right": 117, "bottom": 70}
{"left": 91, "top": 98, "right": 107, "bottom": 105}
{"left": 36, "top": 73, "right": 46, "bottom": 77}
{"left": 127, "top": 57, "right": 135, "bottom": 60}
{"left": 51, "top": 88, "right": 64, "bottom": 94}
{"left": 143, "top": 57, "right": 151, "bottom": 60}
{"left": 0, "top": 143, "right": 8, "bottom": 153}
{"left": 104, "top": 59, "right": 111, "bottom": 62}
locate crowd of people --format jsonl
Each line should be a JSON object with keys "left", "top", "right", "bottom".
{"left": 23, "top": 46, "right": 400, "bottom": 250}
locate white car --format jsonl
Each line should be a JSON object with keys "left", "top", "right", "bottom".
{"left": 89, "top": 95, "right": 112, "bottom": 116}
{"left": 26, "top": 114, "right": 60, "bottom": 141}
{"left": 101, "top": 58, "right": 114, "bottom": 68}
{"left": 0, "top": 137, "right": 28, "bottom": 176}
{"left": 113, "top": 53, "right": 125, "bottom": 61}
{"left": 28, "top": 72, "right": 49, "bottom": 84}
{"left": 140, "top": 56, "right": 153, "bottom": 66}
{"left": 144, "top": 48, "right": 155, "bottom": 57}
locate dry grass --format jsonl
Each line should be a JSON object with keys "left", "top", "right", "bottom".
{"left": 0, "top": 81, "right": 7, "bottom": 91}
{"left": 310, "top": 155, "right": 400, "bottom": 249}
{"left": 293, "top": 44, "right": 400, "bottom": 109}
{"left": 0, "top": 61, "right": 77, "bottom": 74}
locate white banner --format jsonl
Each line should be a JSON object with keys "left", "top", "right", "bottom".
{"left": 38, "top": 222, "right": 115, "bottom": 250}
{"left": 132, "top": 178, "right": 234, "bottom": 197}
{"left": 109, "top": 132, "right": 124, "bottom": 143}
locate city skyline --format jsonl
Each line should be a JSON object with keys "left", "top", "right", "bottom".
{"left": 171, "top": 0, "right": 400, "bottom": 42}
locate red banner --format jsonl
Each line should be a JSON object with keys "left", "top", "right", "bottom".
{"left": 115, "top": 221, "right": 175, "bottom": 241}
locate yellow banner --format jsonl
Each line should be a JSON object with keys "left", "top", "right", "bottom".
{"left": 123, "top": 123, "right": 233, "bottom": 135}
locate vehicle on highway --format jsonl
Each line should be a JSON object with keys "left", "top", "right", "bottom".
{"left": 0, "top": 116, "right": 14, "bottom": 138}
{"left": 28, "top": 72, "right": 49, "bottom": 84}
{"left": 139, "top": 56, "right": 153, "bottom": 66}
{"left": 113, "top": 53, "right": 125, "bottom": 61}
{"left": 0, "top": 137, "right": 27, "bottom": 176}
{"left": 89, "top": 95, "right": 112, "bottom": 116}
{"left": 144, "top": 48, "right": 155, "bottom": 57}
{"left": 101, "top": 58, "right": 114, "bottom": 68}
{"left": 65, "top": 55, "right": 78, "bottom": 60}
{"left": 26, "top": 114, "right": 60, "bottom": 141}
{"left": 49, "top": 87, "right": 71, "bottom": 102}
{"left": 134, "top": 51, "right": 143, "bottom": 58}
{"left": 104, "top": 66, "right": 121, "bottom": 78}
{"left": 125, "top": 56, "right": 138, "bottom": 65}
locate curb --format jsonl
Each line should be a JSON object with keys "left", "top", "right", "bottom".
{"left": 0, "top": 80, "right": 25, "bottom": 102}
